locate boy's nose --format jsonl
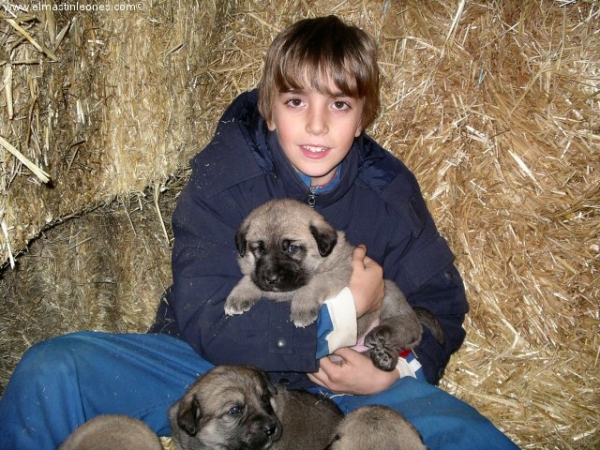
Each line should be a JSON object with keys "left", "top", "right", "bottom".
{"left": 306, "top": 108, "right": 328, "bottom": 135}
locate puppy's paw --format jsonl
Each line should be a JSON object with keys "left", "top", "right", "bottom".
{"left": 365, "top": 325, "right": 399, "bottom": 372}
{"left": 225, "top": 277, "right": 261, "bottom": 316}
{"left": 290, "top": 307, "right": 320, "bottom": 328}
{"left": 224, "top": 295, "right": 256, "bottom": 316}
{"left": 369, "top": 345, "right": 398, "bottom": 372}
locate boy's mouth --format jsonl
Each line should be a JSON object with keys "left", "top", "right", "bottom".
{"left": 301, "top": 145, "right": 330, "bottom": 154}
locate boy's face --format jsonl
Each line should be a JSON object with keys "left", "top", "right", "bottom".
{"left": 267, "top": 78, "right": 364, "bottom": 187}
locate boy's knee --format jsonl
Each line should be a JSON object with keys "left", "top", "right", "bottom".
{"left": 16, "top": 332, "right": 96, "bottom": 381}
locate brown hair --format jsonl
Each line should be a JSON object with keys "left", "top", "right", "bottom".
{"left": 258, "top": 15, "right": 380, "bottom": 130}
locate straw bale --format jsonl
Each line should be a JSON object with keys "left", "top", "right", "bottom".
{"left": 0, "top": 1, "right": 598, "bottom": 449}
{"left": 0, "top": 177, "right": 181, "bottom": 391}
{"left": 0, "top": 0, "right": 226, "bottom": 265}
{"left": 363, "top": 2, "right": 599, "bottom": 448}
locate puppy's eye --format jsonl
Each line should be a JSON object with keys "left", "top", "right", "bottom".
{"left": 251, "top": 242, "right": 265, "bottom": 256}
{"left": 227, "top": 404, "right": 244, "bottom": 416}
{"left": 282, "top": 240, "right": 301, "bottom": 255}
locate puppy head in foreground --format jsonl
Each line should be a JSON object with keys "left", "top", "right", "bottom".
{"left": 169, "top": 365, "right": 282, "bottom": 450}
{"left": 235, "top": 199, "right": 339, "bottom": 292}
{"left": 325, "top": 405, "right": 428, "bottom": 450}
{"left": 58, "top": 414, "right": 163, "bottom": 450}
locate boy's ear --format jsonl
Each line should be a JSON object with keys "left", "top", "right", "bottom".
{"left": 266, "top": 119, "right": 276, "bottom": 131}
{"left": 354, "top": 122, "right": 363, "bottom": 137}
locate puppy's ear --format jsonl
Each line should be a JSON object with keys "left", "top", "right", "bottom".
{"left": 235, "top": 224, "right": 248, "bottom": 257}
{"left": 310, "top": 222, "right": 338, "bottom": 257}
{"left": 256, "top": 367, "right": 278, "bottom": 396}
{"left": 177, "top": 396, "right": 202, "bottom": 437}
{"left": 324, "top": 434, "right": 341, "bottom": 450}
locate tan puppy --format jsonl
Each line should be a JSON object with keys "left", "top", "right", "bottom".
{"left": 169, "top": 365, "right": 343, "bottom": 450}
{"left": 58, "top": 414, "right": 163, "bottom": 450}
{"left": 325, "top": 405, "right": 428, "bottom": 450}
{"left": 225, "top": 199, "right": 444, "bottom": 371}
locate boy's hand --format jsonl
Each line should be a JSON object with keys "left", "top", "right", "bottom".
{"left": 349, "top": 245, "right": 385, "bottom": 318}
{"left": 308, "top": 348, "right": 399, "bottom": 395}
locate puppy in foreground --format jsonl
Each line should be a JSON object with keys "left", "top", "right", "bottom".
{"left": 169, "top": 365, "right": 343, "bottom": 450}
{"left": 58, "top": 414, "right": 163, "bottom": 450}
{"left": 225, "top": 198, "right": 444, "bottom": 371}
{"left": 325, "top": 405, "right": 427, "bottom": 450}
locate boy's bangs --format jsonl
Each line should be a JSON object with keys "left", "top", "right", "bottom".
{"left": 259, "top": 16, "right": 379, "bottom": 128}
{"left": 276, "top": 56, "right": 361, "bottom": 98}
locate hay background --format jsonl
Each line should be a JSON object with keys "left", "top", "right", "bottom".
{"left": 1, "top": 1, "right": 598, "bottom": 449}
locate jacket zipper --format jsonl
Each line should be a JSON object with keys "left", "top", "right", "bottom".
{"left": 307, "top": 187, "right": 317, "bottom": 208}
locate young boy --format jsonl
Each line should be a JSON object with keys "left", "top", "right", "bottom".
{"left": 0, "top": 16, "right": 519, "bottom": 449}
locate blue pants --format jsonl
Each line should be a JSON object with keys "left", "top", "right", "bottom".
{"left": 0, "top": 332, "right": 519, "bottom": 449}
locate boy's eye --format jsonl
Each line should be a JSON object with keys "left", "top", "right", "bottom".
{"left": 285, "top": 98, "right": 304, "bottom": 108}
{"left": 332, "top": 101, "right": 350, "bottom": 111}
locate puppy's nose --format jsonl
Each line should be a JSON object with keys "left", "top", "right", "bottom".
{"left": 263, "top": 422, "right": 278, "bottom": 436}
{"left": 264, "top": 272, "right": 280, "bottom": 285}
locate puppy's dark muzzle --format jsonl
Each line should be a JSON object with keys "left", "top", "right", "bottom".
{"left": 244, "top": 416, "right": 282, "bottom": 450}
{"left": 253, "top": 257, "right": 306, "bottom": 292}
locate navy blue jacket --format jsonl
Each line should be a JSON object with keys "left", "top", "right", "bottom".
{"left": 150, "top": 90, "right": 468, "bottom": 387}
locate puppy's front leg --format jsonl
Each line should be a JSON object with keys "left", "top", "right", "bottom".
{"left": 225, "top": 276, "right": 261, "bottom": 316}
{"left": 289, "top": 285, "right": 324, "bottom": 328}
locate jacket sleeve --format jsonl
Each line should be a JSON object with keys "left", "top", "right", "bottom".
{"left": 381, "top": 172, "right": 469, "bottom": 385}
{"left": 168, "top": 153, "right": 320, "bottom": 374}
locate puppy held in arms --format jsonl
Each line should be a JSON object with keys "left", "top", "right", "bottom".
{"left": 169, "top": 365, "right": 343, "bottom": 450}
{"left": 225, "top": 198, "right": 445, "bottom": 372}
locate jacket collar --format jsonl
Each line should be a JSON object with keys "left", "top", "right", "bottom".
{"left": 263, "top": 126, "right": 359, "bottom": 208}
